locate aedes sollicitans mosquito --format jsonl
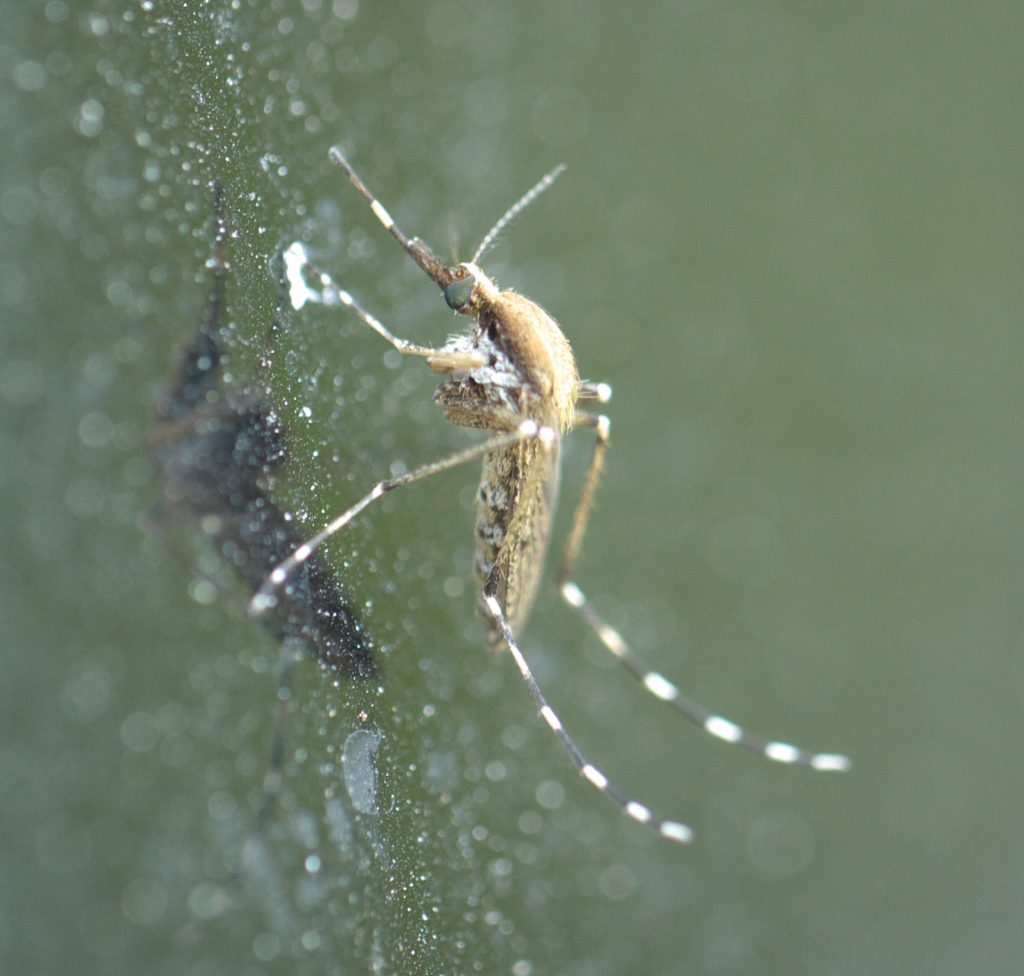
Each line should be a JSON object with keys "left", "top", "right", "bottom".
{"left": 251, "top": 147, "right": 850, "bottom": 844}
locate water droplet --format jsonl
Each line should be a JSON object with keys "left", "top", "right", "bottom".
{"left": 342, "top": 728, "right": 382, "bottom": 814}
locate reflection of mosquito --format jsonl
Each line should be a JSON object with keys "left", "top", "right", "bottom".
{"left": 148, "top": 184, "right": 376, "bottom": 835}
{"left": 149, "top": 184, "right": 373, "bottom": 680}
{"left": 252, "top": 149, "right": 850, "bottom": 845}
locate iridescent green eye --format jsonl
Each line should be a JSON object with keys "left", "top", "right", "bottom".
{"left": 444, "top": 274, "right": 475, "bottom": 310}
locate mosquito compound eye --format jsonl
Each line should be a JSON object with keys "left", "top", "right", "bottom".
{"left": 444, "top": 274, "right": 475, "bottom": 310}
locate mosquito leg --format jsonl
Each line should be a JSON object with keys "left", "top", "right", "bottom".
{"left": 556, "top": 410, "right": 611, "bottom": 593}
{"left": 283, "top": 247, "right": 485, "bottom": 368}
{"left": 249, "top": 420, "right": 557, "bottom": 617}
{"left": 329, "top": 146, "right": 453, "bottom": 292}
{"left": 482, "top": 590, "right": 693, "bottom": 844}
{"left": 174, "top": 638, "right": 304, "bottom": 942}
{"left": 576, "top": 381, "right": 613, "bottom": 403}
{"left": 203, "top": 179, "right": 228, "bottom": 334}
{"left": 556, "top": 414, "right": 850, "bottom": 772}
{"left": 248, "top": 638, "right": 304, "bottom": 838}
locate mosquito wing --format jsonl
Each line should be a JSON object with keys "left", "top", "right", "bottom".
{"left": 475, "top": 436, "right": 561, "bottom": 645}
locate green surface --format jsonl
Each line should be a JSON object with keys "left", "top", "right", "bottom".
{"left": 3, "top": 1, "right": 1023, "bottom": 974}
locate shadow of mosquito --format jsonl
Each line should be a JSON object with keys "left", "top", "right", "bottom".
{"left": 146, "top": 183, "right": 380, "bottom": 938}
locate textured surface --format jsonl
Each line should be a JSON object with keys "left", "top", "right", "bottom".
{"left": 3, "top": 2, "right": 1023, "bottom": 975}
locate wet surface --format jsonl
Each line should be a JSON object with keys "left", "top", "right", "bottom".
{"left": 4, "top": 3, "right": 1024, "bottom": 975}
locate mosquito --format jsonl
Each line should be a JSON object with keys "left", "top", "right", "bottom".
{"left": 250, "top": 147, "right": 850, "bottom": 845}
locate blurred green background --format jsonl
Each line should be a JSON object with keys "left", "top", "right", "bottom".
{"left": 3, "top": 1, "right": 1022, "bottom": 974}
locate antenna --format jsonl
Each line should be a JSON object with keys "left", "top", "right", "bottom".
{"left": 472, "top": 164, "right": 567, "bottom": 264}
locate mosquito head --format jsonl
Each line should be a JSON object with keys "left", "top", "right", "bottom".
{"left": 442, "top": 261, "right": 499, "bottom": 315}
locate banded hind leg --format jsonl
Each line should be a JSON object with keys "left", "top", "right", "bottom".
{"left": 556, "top": 406, "right": 850, "bottom": 772}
